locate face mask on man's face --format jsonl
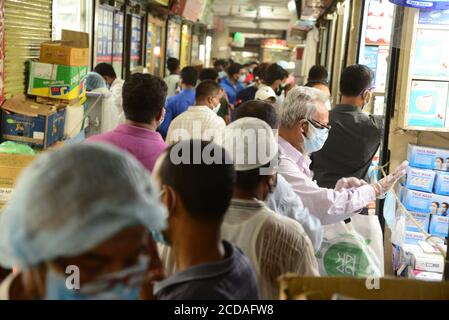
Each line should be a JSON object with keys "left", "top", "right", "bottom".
{"left": 302, "top": 121, "right": 329, "bottom": 154}
{"left": 45, "top": 256, "right": 149, "bottom": 300}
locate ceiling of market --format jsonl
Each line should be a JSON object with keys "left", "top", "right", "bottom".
{"left": 211, "top": 0, "right": 335, "bottom": 32}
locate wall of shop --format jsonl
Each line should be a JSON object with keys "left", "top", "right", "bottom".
{"left": 4, "top": 0, "right": 52, "bottom": 99}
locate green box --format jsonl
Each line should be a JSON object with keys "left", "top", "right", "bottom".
{"left": 27, "top": 61, "right": 88, "bottom": 101}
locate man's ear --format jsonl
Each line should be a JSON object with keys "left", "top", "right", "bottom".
{"left": 156, "top": 108, "right": 165, "bottom": 123}
{"left": 298, "top": 119, "right": 308, "bottom": 135}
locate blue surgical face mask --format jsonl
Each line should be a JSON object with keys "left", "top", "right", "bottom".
{"left": 303, "top": 121, "right": 329, "bottom": 154}
{"left": 239, "top": 74, "right": 246, "bottom": 83}
{"left": 430, "top": 205, "right": 437, "bottom": 213}
{"left": 45, "top": 256, "right": 149, "bottom": 300}
{"left": 218, "top": 71, "right": 226, "bottom": 79}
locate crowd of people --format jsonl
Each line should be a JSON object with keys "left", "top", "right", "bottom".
{"left": 0, "top": 56, "right": 408, "bottom": 300}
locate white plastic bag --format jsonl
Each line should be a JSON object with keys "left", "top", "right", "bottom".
{"left": 316, "top": 214, "right": 384, "bottom": 277}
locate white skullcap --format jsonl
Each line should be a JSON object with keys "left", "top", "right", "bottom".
{"left": 217, "top": 117, "right": 278, "bottom": 171}
{"left": 0, "top": 143, "right": 167, "bottom": 269}
{"left": 255, "top": 86, "right": 277, "bottom": 101}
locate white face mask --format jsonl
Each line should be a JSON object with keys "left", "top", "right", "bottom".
{"left": 213, "top": 103, "right": 221, "bottom": 113}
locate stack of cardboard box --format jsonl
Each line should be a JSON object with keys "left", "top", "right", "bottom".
{"left": 0, "top": 30, "right": 90, "bottom": 211}
{"left": 1, "top": 30, "right": 90, "bottom": 149}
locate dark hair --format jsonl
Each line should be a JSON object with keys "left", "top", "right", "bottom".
{"left": 234, "top": 100, "right": 279, "bottom": 129}
{"left": 122, "top": 73, "right": 167, "bottom": 123}
{"left": 308, "top": 65, "right": 328, "bottom": 83}
{"left": 432, "top": 202, "right": 440, "bottom": 208}
{"left": 236, "top": 162, "right": 271, "bottom": 192}
{"left": 159, "top": 140, "right": 235, "bottom": 221}
{"left": 262, "top": 64, "right": 288, "bottom": 86}
{"left": 94, "top": 63, "right": 117, "bottom": 79}
{"left": 442, "top": 202, "right": 449, "bottom": 207}
{"left": 196, "top": 80, "right": 221, "bottom": 101}
{"left": 214, "top": 59, "right": 227, "bottom": 68}
{"left": 227, "top": 63, "right": 244, "bottom": 77}
{"left": 340, "top": 64, "right": 374, "bottom": 97}
{"left": 167, "top": 58, "right": 180, "bottom": 73}
{"left": 180, "top": 66, "right": 199, "bottom": 86}
{"left": 199, "top": 68, "right": 219, "bottom": 82}
{"left": 254, "top": 63, "right": 270, "bottom": 80}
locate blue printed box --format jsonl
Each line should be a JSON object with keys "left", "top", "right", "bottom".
{"left": 434, "top": 171, "right": 449, "bottom": 196}
{"left": 402, "top": 188, "right": 449, "bottom": 215}
{"left": 1, "top": 97, "right": 66, "bottom": 149}
{"left": 429, "top": 215, "right": 449, "bottom": 238}
{"left": 405, "top": 166, "right": 436, "bottom": 193}
{"left": 407, "top": 144, "right": 449, "bottom": 171}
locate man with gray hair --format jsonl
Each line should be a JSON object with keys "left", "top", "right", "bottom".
{"left": 278, "top": 86, "right": 408, "bottom": 225}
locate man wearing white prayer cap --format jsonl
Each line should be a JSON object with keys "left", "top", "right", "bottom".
{"left": 216, "top": 117, "right": 319, "bottom": 300}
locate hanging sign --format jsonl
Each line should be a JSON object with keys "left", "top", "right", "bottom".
{"left": 389, "top": 0, "right": 449, "bottom": 10}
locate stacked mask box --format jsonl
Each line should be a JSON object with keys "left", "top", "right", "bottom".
{"left": 407, "top": 144, "right": 449, "bottom": 171}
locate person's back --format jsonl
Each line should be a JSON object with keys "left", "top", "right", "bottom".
{"left": 218, "top": 118, "right": 319, "bottom": 300}
{"left": 164, "top": 58, "right": 181, "bottom": 98}
{"left": 222, "top": 199, "right": 319, "bottom": 299}
{"left": 158, "top": 66, "right": 198, "bottom": 138}
{"left": 312, "top": 64, "right": 384, "bottom": 188}
{"left": 166, "top": 80, "right": 226, "bottom": 145}
{"left": 87, "top": 73, "right": 168, "bottom": 172}
{"left": 152, "top": 140, "right": 259, "bottom": 300}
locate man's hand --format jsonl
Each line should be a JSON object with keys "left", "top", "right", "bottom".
{"left": 372, "top": 160, "right": 408, "bottom": 197}
{"left": 335, "top": 177, "right": 368, "bottom": 191}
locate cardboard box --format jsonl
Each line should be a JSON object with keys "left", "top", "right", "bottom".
{"left": 279, "top": 275, "right": 449, "bottom": 300}
{"left": 1, "top": 96, "right": 66, "bottom": 149}
{"left": 405, "top": 212, "right": 431, "bottom": 233}
{"left": 407, "top": 268, "right": 443, "bottom": 282}
{"left": 407, "top": 144, "right": 449, "bottom": 171}
{"left": 410, "top": 250, "right": 445, "bottom": 273}
{"left": 0, "top": 153, "right": 35, "bottom": 208}
{"left": 429, "top": 215, "right": 449, "bottom": 238}
{"left": 402, "top": 188, "right": 449, "bottom": 214}
{"left": 40, "top": 30, "right": 89, "bottom": 66}
{"left": 434, "top": 171, "right": 449, "bottom": 197}
{"left": 405, "top": 166, "right": 436, "bottom": 193}
{"left": 27, "top": 61, "right": 88, "bottom": 102}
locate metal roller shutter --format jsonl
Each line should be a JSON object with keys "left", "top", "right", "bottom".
{"left": 4, "top": 0, "right": 52, "bottom": 99}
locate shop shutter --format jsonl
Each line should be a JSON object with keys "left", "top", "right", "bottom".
{"left": 4, "top": 0, "right": 52, "bottom": 99}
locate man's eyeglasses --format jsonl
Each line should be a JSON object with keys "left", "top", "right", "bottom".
{"left": 308, "top": 119, "right": 331, "bottom": 131}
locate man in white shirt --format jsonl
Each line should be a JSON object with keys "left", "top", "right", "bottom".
{"left": 218, "top": 117, "right": 319, "bottom": 299}
{"left": 94, "top": 63, "right": 125, "bottom": 121}
{"left": 164, "top": 57, "right": 181, "bottom": 98}
{"left": 277, "top": 86, "right": 408, "bottom": 225}
{"left": 165, "top": 80, "right": 226, "bottom": 145}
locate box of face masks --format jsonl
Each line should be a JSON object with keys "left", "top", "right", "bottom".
{"left": 405, "top": 166, "right": 436, "bottom": 193}
{"left": 429, "top": 215, "right": 449, "bottom": 238}
{"left": 411, "top": 251, "right": 445, "bottom": 273}
{"left": 407, "top": 268, "right": 443, "bottom": 282}
{"left": 405, "top": 212, "right": 431, "bottom": 233}
{"left": 402, "top": 188, "right": 449, "bottom": 214}
{"left": 434, "top": 171, "right": 449, "bottom": 197}
{"left": 407, "top": 144, "right": 449, "bottom": 171}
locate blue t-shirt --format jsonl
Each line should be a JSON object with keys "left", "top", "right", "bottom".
{"left": 158, "top": 88, "right": 196, "bottom": 139}
{"left": 220, "top": 77, "right": 245, "bottom": 105}
{"left": 154, "top": 241, "right": 260, "bottom": 300}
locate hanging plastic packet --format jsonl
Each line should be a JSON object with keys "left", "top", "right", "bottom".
{"left": 383, "top": 190, "right": 397, "bottom": 230}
